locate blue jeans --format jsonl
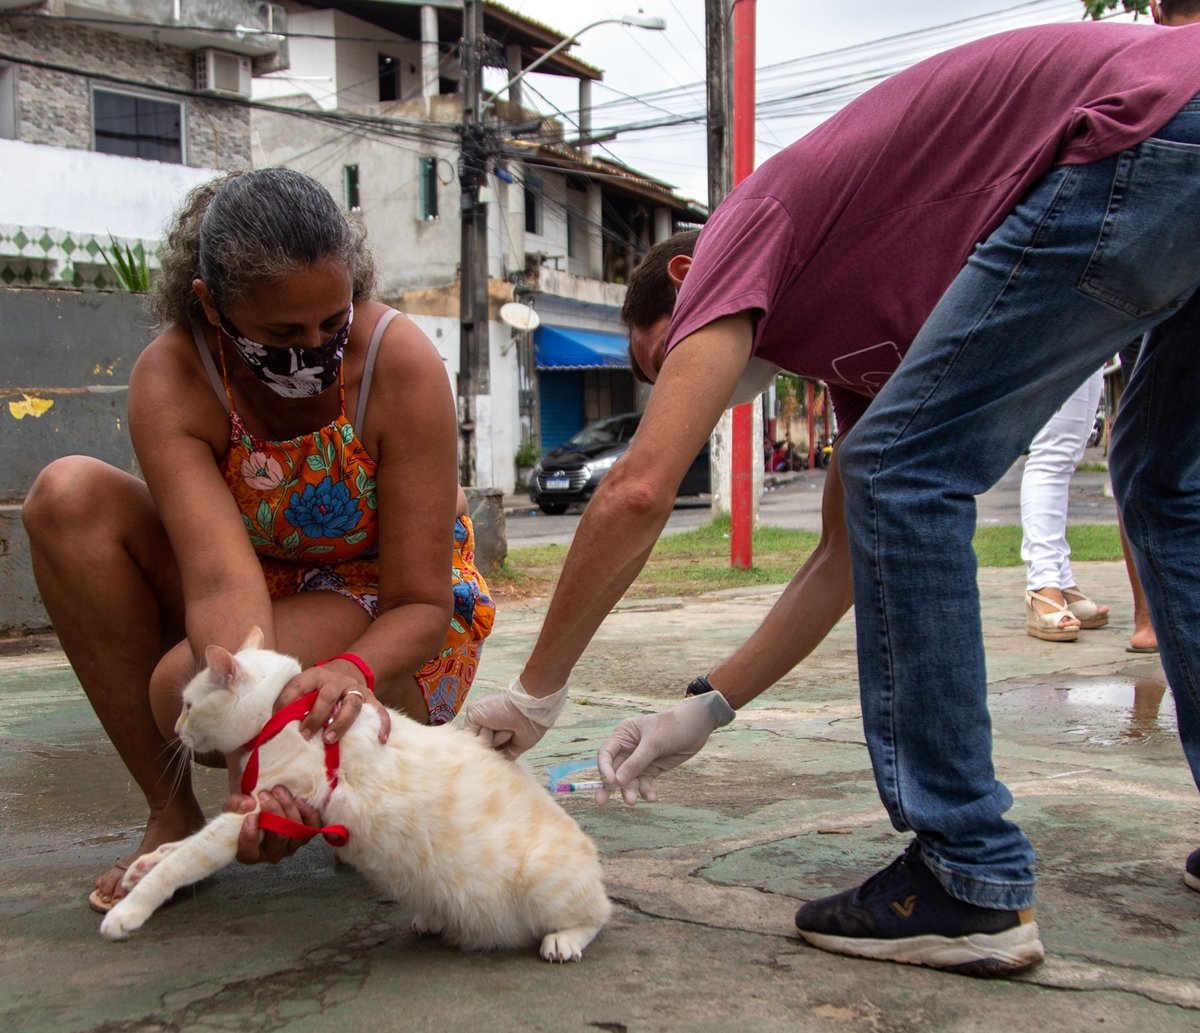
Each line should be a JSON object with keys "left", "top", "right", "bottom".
{"left": 838, "top": 95, "right": 1200, "bottom": 911}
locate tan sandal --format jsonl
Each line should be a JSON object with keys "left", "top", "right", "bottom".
{"left": 1026, "top": 590, "right": 1080, "bottom": 642}
{"left": 87, "top": 861, "right": 129, "bottom": 913}
{"left": 1062, "top": 587, "right": 1109, "bottom": 630}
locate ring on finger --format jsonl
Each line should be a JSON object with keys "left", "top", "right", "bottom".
{"left": 343, "top": 689, "right": 367, "bottom": 704}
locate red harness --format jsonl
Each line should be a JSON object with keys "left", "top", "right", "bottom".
{"left": 240, "top": 690, "right": 349, "bottom": 847}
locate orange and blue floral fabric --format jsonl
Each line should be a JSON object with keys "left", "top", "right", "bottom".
{"left": 214, "top": 343, "right": 493, "bottom": 724}
{"left": 223, "top": 403, "right": 378, "bottom": 566}
{"left": 418, "top": 515, "right": 496, "bottom": 725}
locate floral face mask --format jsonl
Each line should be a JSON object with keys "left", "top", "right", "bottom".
{"left": 220, "top": 304, "right": 353, "bottom": 399}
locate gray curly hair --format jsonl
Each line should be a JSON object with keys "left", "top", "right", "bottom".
{"left": 153, "top": 167, "right": 376, "bottom": 327}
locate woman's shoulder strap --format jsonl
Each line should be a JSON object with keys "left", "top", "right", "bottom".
{"left": 190, "top": 322, "right": 229, "bottom": 413}
{"left": 354, "top": 307, "right": 402, "bottom": 430}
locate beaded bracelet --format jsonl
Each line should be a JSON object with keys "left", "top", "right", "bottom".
{"left": 315, "top": 653, "right": 376, "bottom": 692}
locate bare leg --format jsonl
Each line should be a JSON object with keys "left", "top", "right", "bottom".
{"left": 1118, "top": 510, "right": 1158, "bottom": 652}
{"left": 22, "top": 458, "right": 204, "bottom": 908}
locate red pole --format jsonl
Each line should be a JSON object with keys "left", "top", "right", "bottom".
{"left": 730, "top": 0, "right": 756, "bottom": 569}
{"left": 806, "top": 381, "right": 815, "bottom": 470}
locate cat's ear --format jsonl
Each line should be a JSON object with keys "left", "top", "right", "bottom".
{"left": 239, "top": 626, "right": 265, "bottom": 652}
{"left": 204, "top": 645, "right": 240, "bottom": 688}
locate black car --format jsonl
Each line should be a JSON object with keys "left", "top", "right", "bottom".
{"left": 529, "top": 412, "right": 710, "bottom": 514}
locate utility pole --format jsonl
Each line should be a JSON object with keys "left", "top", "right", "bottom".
{"left": 706, "top": 0, "right": 735, "bottom": 531}
{"left": 705, "top": 0, "right": 731, "bottom": 213}
{"left": 458, "top": 0, "right": 491, "bottom": 488}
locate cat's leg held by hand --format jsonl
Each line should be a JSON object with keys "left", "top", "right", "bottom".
{"left": 539, "top": 923, "right": 604, "bottom": 963}
{"left": 100, "top": 811, "right": 247, "bottom": 940}
{"left": 233, "top": 786, "right": 321, "bottom": 865}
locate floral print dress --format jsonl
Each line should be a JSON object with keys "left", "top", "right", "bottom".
{"left": 196, "top": 315, "right": 494, "bottom": 724}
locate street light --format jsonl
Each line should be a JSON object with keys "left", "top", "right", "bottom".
{"left": 489, "top": 14, "right": 667, "bottom": 103}
{"left": 458, "top": 7, "right": 666, "bottom": 489}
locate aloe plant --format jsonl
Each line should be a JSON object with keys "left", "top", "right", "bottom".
{"left": 100, "top": 234, "right": 152, "bottom": 292}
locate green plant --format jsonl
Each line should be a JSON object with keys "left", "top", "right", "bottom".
{"left": 100, "top": 234, "right": 152, "bottom": 292}
{"left": 515, "top": 438, "right": 540, "bottom": 468}
{"left": 1080, "top": 0, "right": 1151, "bottom": 19}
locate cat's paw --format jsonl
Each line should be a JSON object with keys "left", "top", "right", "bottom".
{"left": 539, "top": 930, "right": 586, "bottom": 963}
{"left": 121, "top": 843, "right": 176, "bottom": 889}
{"left": 99, "top": 899, "right": 151, "bottom": 941}
{"left": 411, "top": 913, "right": 444, "bottom": 937}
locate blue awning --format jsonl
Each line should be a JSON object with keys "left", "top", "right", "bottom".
{"left": 534, "top": 325, "right": 630, "bottom": 370}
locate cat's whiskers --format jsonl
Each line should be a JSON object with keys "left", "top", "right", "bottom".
{"left": 157, "top": 737, "right": 194, "bottom": 802}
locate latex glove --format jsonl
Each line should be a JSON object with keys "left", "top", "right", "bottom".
{"left": 596, "top": 691, "right": 735, "bottom": 805}
{"left": 463, "top": 675, "right": 568, "bottom": 759}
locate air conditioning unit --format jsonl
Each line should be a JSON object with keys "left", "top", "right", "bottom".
{"left": 195, "top": 49, "right": 252, "bottom": 98}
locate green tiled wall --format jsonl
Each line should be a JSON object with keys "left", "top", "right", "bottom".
{"left": 0, "top": 223, "right": 158, "bottom": 288}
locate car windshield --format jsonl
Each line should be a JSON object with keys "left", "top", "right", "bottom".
{"left": 567, "top": 415, "right": 639, "bottom": 447}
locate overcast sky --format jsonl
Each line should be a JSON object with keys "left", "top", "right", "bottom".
{"left": 491, "top": 0, "right": 1143, "bottom": 203}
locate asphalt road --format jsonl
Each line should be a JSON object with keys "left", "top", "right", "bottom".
{"left": 505, "top": 449, "right": 1117, "bottom": 549}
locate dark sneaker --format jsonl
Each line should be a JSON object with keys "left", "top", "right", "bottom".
{"left": 794, "top": 842, "right": 1044, "bottom": 976}
{"left": 1187, "top": 848, "right": 1200, "bottom": 892}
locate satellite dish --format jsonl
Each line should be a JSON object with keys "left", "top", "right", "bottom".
{"left": 499, "top": 302, "right": 540, "bottom": 332}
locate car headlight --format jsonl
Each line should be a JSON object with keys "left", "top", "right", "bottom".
{"left": 585, "top": 453, "right": 620, "bottom": 476}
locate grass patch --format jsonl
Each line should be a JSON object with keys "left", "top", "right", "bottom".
{"left": 491, "top": 518, "right": 821, "bottom": 599}
{"left": 972, "top": 523, "right": 1123, "bottom": 567}
{"left": 488, "top": 518, "right": 1127, "bottom": 601}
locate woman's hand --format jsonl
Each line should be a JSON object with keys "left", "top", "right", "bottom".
{"left": 274, "top": 661, "right": 392, "bottom": 745}
{"left": 227, "top": 786, "right": 322, "bottom": 865}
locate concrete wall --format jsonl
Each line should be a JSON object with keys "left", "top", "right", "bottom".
{"left": 0, "top": 287, "right": 511, "bottom": 636}
{"left": 1, "top": 288, "right": 154, "bottom": 634}
{"left": 0, "top": 139, "right": 218, "bottom": 244}
{"left": 251, "top": 102, "right": 463, "bottom": 294}
{"left": 0, "top": 16, "right": 250, "bottom": 169}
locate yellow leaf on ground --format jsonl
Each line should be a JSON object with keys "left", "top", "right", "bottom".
{"left": 8, "top": 394, "right": 55, "bottom": 419}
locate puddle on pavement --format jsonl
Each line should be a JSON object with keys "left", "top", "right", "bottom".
{"left": 990, "top": 675, "right": 1176, "bottom": 748}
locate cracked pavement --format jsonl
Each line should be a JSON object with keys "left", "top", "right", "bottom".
{"left": 3, "top": 561, "right": 1198, "bottom": 1032}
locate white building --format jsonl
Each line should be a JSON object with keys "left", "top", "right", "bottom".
{"left": 0, "top": 0, "right": 288, "bottom": 286}
{"left": 250, "top": 1, "right": 704, "bottom": 493}
{"left": 0, "top": 0, "right": 703, "bottom": 495}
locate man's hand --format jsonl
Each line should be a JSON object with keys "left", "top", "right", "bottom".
{"left": 596, "top": 691, "right": 735, "bottom": 805}
{"left": 463, "top": 676, "right": 568, "bottom": 759}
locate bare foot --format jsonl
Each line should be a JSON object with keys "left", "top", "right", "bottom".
{"left": 1128, "top": 625, "right": 1159, "bottom": 652}
{"left": 90, "top": 801, "right": 206, "bottom": 912}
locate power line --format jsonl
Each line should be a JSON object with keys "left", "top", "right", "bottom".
{"left": 0, "top": 50, "right": 460, "bottom": 148}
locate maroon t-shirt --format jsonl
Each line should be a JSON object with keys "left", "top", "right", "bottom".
{"left": 665, "top": 22, "right": 1200, "bottom": 430}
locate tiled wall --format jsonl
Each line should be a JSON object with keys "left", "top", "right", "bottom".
{"left": 0, "top": 223, "right": 155, "bottom": 289}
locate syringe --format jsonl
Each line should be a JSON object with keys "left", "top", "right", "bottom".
{"left": 553, "top": 780, "right": 607, "bottom": 793}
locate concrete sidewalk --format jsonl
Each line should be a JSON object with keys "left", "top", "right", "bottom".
{"left": 3, "top": 561, "right": 1198, "bottom": 1032}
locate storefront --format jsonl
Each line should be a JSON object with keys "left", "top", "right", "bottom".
{"left": 534, "top": 325, "right": 638, "bottom": 453}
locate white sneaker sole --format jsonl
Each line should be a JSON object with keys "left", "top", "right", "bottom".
{"left": 797, "top": 919, "right": 1045, "bottom": 975}
{"left": 1186, "top": 871, "right": 1200, "bottom": 892}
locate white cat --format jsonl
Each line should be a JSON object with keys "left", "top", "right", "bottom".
{"left": 99, "top": 628, "right": 611, "bottom": 961}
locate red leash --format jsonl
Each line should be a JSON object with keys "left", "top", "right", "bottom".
{"left": 240, "top": 689, "right": 349, "bottom": 847}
